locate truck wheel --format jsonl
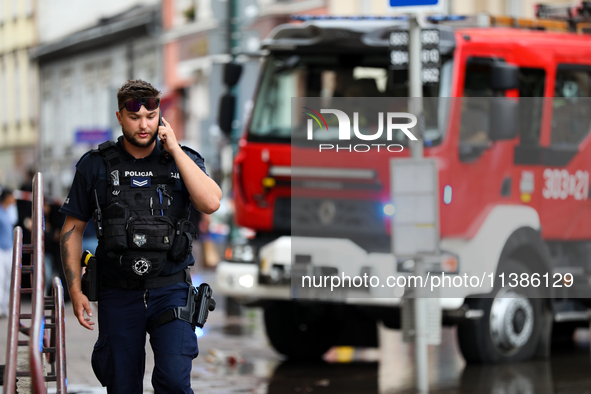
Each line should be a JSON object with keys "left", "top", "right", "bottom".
{"left": 457, "top": 260, "right": 547, "bottom": 364}
{"left": 263, "top": 301, "right": 341, "bottom": 359}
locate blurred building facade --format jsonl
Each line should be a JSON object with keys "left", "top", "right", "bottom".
{"left": 0, "top": 0, "right": 38, "bottom": 189}
{"left": 14, "top": 0, "right": 580, "bottom": 198}
{"left": 31, "top": 3, "right": 163, "bottom": 198}
{"left": 161, "top": 0, "right": 327, "bottom": 183}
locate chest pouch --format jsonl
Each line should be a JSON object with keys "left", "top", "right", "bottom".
{"left": 169, "top": 219, "right": 198, "bottom": 262}
{"left": 127, "top": 216, "right": 176, "bottom": 251}
{"left": 102, "top": 202, "right": 130, "bottom": 251}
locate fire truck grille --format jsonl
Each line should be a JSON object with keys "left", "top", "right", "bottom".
{"left": 274, "top": 197, "right": 388, "bottom": 240}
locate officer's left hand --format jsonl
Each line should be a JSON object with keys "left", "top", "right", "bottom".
{"left": 158, "top": 117, "right": 181, "bottom": 155}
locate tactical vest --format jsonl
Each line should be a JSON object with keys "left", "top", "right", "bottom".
{"left": 95, "top": 141, "right": 197, "bottom": 279}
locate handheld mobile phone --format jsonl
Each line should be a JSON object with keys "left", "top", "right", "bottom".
{"left": 158, "top": 111, "right": 171, "bottom": 157}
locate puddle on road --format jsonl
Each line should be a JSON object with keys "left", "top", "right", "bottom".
{"left": 49, "top": 325, "right": 591, "bottom": 394}
{"left": 197, "top": 317, "right": 591, "bottom": 394}
{"left": 267, "top": 361, "right": 380, "bottom": 393}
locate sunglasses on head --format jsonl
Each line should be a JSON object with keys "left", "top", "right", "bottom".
{"left": 119, "top": 97, "right": 160, "bottom": 112}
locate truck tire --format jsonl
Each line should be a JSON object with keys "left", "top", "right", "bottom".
{"left": 457, "top": 259, "right": 547, "bottom": 364}
{"left": 263, "top": 301, "right": 342, "bottom": 359}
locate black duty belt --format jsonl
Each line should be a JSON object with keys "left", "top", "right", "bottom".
{"left": 101, "top": 267, "right": 191, "bottom": 290}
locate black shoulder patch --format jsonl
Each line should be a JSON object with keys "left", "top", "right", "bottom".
{"left": 181, "top": 145, "right": 204, "bottom": 160}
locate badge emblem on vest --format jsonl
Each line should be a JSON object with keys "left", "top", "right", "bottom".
{"left": 133, "top": 233, "right": 147, "bottom": 247}
{"left": 111, "top": 170, "right": 120, "bottom": 186}
{"left": 132, "top": 257, "right": 152, "bottom": 276}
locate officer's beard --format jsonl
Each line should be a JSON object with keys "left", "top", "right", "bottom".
{"left": 122, "top": 127, "right": 158, "bottom": 148}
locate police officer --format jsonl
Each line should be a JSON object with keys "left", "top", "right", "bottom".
{"left": 59, "top": 79, "right": 221, "bottom": 393}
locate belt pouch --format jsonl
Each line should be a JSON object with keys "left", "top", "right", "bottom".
{"left": 119, "top": 251, "right": 166, "bottom": 278}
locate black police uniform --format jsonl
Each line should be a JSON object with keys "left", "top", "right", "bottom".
{"left": 60, "top": 136, "right": 206, "bottom": 393}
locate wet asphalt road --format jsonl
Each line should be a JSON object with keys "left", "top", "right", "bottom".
{"left": 1, "top": 270, "right": 591, "bottom": 393}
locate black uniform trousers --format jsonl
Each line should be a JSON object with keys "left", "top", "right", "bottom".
{"left": 91, "top": 281, "right": 199, "bottom": 393}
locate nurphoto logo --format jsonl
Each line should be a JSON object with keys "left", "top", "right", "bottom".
{"left": 302, "top": 107, "right": 417, "bottom": 153}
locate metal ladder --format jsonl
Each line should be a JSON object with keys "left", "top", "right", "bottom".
{"left": 3, "top": 173, "right": 67, "bottom": 393}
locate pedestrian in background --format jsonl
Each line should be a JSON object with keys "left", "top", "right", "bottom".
{"left": 0, "top": 189, "right": 17, "bottom": 316}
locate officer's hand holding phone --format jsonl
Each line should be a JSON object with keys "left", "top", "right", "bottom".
{"left": 158, "top": 112, "right": 179, "bottom": 154}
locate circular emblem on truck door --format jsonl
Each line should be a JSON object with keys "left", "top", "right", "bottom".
{"left": 132, "top": 257, "right": 152, "bottom": 276}
{"left": 318, "top": 200, "right": 336, "bottom": 225}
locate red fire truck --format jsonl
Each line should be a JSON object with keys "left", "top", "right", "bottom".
{"left": 216, "top": 8, "right": 591, "bottom": 363}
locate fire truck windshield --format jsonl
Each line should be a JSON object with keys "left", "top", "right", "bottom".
{"left": 249, "top": 53, "right": 453, "bottom": 145}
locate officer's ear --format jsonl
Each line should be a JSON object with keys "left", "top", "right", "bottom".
{"left": 116, "top": 111, "right": 122, "bottom": 126}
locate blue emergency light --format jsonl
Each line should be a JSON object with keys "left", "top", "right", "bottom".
{"left": 426, "top": 14, "right": 467, "bottom": 22}
{"left": 290, "top": 15, "right": 408, "bottom": 21}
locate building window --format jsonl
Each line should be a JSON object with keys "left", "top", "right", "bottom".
{"left": 197, "top": 0, "right": 212, "bottom": 21}
{"left": 100, "top": 61, "right": 111, "bottom": 86}
{"left": 28, "top": 65, "right": 37, "bottom": 122}
{"left": 42, "top": 70, "right": 52, "bottom": 100}
{"left": 0, "top": 59, "right": 5, "bottom": 126}
{"left": 84, "top": 64, "right": 95, "bottom": 92}
{"left": 14, "top": 55, "right": 21, "bottom": 124}
{"left": 506, "top": 0, "right": 522, "bottom": 18}
{"left": 25, "top": 0, "right": 33, "bottom": 17}
{"left": 138, "top": 51, "right": 156, "bottom": 83}
{"left": 61, "top": 68, "right": 72, "bottom": 96}
{"left": 175, "top": 0, "right": 196, "bottom": 26}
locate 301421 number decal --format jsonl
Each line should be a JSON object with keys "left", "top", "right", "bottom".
{"left": 542, "top": 169, "right": 589, "bottom": 200}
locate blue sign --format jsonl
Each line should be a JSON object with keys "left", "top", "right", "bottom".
{"left": 388, "top": 0, "right": 445, "bottom": 12}
{"left": 390, "top": 0, "right": 438, "bottom": 5}
{"left": 75, "top": 128, "right": 111, "bottom": 144}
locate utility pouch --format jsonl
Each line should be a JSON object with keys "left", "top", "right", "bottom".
{"left": 118, "top": 250, "right": 167, "bottom": 278}
{"left": 81, "top": 250, "right": 99, "bottom": 302}
{"left": 102, "top": 202, "right": 129, "bottom": 251}
{"left": 169, "top": 219, "right": 198, "bottom": 262}
{"left": 127, "top": 216, "right": 175, "bottom": 251}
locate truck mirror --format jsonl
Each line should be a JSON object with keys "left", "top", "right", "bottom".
{"left": 489, "top": 97, "right": 519, "bottom": 141}
{"left": 490, "top": 62, "right": 518, "bottom": 91}
{"left": 274, "top": 55, "right": 300, "bottom": 73}
{"left": 223, "top": 62, "right": 243, "bottom": 87}
{"left": 218, "top": 93, "right": 236, "bottom": 136}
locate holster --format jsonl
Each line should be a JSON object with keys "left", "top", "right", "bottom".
{"left": 146, "top": 283, "right": 216, "bottom": 334}
{"left": 81, "top": 250, "right": 100, "bottom": 302}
